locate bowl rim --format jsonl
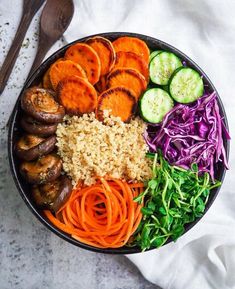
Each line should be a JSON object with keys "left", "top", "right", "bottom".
{"left": 8, "top": 32, "right": 230, "bottom": 254}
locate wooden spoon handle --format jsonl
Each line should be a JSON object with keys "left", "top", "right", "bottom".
{"left": 27, "top": 34, "right": 54, "bottom": 78}
{"left": 0, "top": 0, "right": 45, "bottom": 94}
{"left": 0, "top": 15, "right": 32, "bottom": 94}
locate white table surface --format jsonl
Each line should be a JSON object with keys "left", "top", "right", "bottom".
{"left": 0, "top": 1, "right": 159, "bottom": 288}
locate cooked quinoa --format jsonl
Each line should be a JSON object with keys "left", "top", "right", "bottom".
{"left": 56, "top": 112, "right": 152, "bottom": 186}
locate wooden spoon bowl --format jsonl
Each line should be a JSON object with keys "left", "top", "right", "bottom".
{"left": 29, "top": 0, "right": 74, "bottom": 75}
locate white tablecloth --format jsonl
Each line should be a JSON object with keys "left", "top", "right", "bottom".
{"left": 64, "top": 1, "right": 235, "bottom": 288}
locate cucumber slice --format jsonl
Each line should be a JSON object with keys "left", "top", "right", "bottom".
{"left": 149, "top": 50, "right": 162, "bottom": 62}
{"left": 149, "top": 52, "right": 182, "bottom": 85}
{"left": 169, "top": 67, "right": 204, "bottom": 103}
{"left": 140, "top": 88, "right": 174, "bottom": 123}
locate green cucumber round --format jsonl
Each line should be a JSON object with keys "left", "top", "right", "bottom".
{"left": 149, "top": 52, "right": 182, "bottom": 85}
{"left": 140, "top": 88, "right": 174, "bottom": 123}
{"left": 169, "top": 67, "right": 204, "bottom": 103}
{"left": 149, "top": 50, "right": 162, "bottom": 62}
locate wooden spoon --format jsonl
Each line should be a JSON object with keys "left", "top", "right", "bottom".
{"left": 28, "top": 0, "right": 74, "bottom": 76}
{"left": 0, "top": 0, "right": 45, "bottom": 94}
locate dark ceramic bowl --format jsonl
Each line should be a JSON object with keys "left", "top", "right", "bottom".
{"left": 8, "top": 32, "right": 230, "bottom": 254}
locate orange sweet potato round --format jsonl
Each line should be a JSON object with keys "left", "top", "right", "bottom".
{"left": 112, "top": 37, "right": 150, "bottom": 64}
{"left": 86, "top": 36, "right": 116, "bottom": 76}
{"left": 43, "top": 58, "right": 64, "bottom": 90}
{"left": 42, "top": 68, "right": 52, "bottom": 89}
{"left": 57, "top": 75, "right": 97, "bottom": 115}
{"left": 49, "top": 59, "right": 87, "bottom": 90}
{"left": 114, "top": 51, "right": 149, "bottom": 81}
{"left": 65, "top": 43, "right": 101, "bottom": 85}
{"left": 96, "top": 86, "right": 137, "bottom": 122}
{"left": 95, "top": 75, "right": 107, "bottom": 94}
{"left": 106, "top": 68, "right": 147, "bottom": 100}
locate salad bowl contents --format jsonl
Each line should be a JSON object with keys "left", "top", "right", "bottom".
{"left": 8, "top": 33, "right": 230, "bottom": 253}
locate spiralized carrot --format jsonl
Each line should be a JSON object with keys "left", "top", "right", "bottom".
{"left": 44, "top": 178, "right": 144, "bottom": 248}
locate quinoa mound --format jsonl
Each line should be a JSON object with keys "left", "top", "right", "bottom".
{"left": 56, "top": 112, "right": 152, "bottom": 186}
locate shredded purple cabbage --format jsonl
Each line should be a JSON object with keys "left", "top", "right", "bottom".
{"left": 144, "top": 92, "right": 230, "bottom": 181}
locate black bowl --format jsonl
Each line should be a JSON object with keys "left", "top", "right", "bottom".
{"left": 8, "top": 32, "right": 230, "bottom": 254}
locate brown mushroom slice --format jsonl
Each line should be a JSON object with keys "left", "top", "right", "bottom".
{"left": 20, "top": 115, "right": 58, "bottom": 136}
{"left": 32, "top": 175, "right": 72, "bottom": 212}
{"left": 20, "top": 154, "right": 62, "bottom": 184}
{"left": 15, "top": 134, "right": 57, "bottom": 161}
{"left": 21, "top": 87, "right": 65, "bottom": 124}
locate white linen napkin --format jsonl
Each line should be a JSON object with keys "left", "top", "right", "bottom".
{"left": 64, "top": 1, "right": 235, "bottom": 288}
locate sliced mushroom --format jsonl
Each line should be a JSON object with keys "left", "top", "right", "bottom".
{"left": 20, "top": 115, "right": 58, "bottom": 136}
{"left": 32, "top": 175, "right": 72, "bottom": 212}
{"left": 15, "top": 134, "right": 57, "bottom": 161}
{"left": 20, "top": 154, "right": 62, "bottom": 184}
{"left": 21, "top": 87, "right": 65, "bottom": 124}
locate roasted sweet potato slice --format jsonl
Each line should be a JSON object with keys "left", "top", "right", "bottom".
{"left": 57, "top": 75, "right": 98, "bottom": 115}
{"left": 65, "top": 43, "right": 101, "bottom": 85}
{"left": 42, "top": 68, "right": 52, "bottom": 89}
{"left": 49, "top": 59, "right": 87, "bottom": 90}
{"left": 95, "top": 75, "right": 107, "bottom": 94}
{"left": 106, "top": 68, "right": 147, "bottom": 100}
{"left": 114, "top": 51, "right": 149, "bottom": 81}
{"left": 96, "top": 87, "right": 136, "bottom": 122}
{"left": 86, "top": 36, "right": 116, "bottom": 75}
{"left": 112, "top": 37, "right": 150, "bottom": 64}
{"left": 43, "top": 58, "right": 64, "bottom": 89}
